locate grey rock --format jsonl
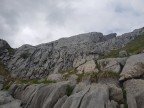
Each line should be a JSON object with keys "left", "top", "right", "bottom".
{"left": 104, "top": 33, "right": 117, "bottom": 40}
{"left": 79, "top": 84, "right": 110, "bottom": 108}
{"left": 0, "top": 39, "right": 12, "bottom": 65}
{"left": 66, "top": 74, "right": 78, "bottom": 87}
{"left": 0, "top": 99, "right": 21, "bottom": 108}
{"left": 11, "top": 81, "right": 69, "bottom": 108}
{"left": 120, "top": 53, "right": 144, "bottom": 81}
{"left": 98, "top": 58, "right": 127, "bottom": 73}
{"left": 73, "top": 56, "right": 86, "bottom": 68}
{"left": 0, "top": 39, "right": 11, "bottom": 49}
{"left": 109, "top": 84, "right": 123, "bottom": 103}
{"left": 77, "top": 60, "right": 97, "bottom": 74}
{"left": 1, "top": 27, "right": 143, "bottom": 79}
{"left": 123, "top": 79, "right": 144, "bottom": 108}
{"left": 62, "top": 84, "right": 119, "bottom": 108}
{"left": 72, "top": 82, "right": 89, "bottom": 94}
{"left": 61, "top": 85, "right": 90, "bottom": 108}
{"left": 97, "top": 76, "right": 123, "bottom": 103}
{"left": 0, "top": 91, "right": 14, "bottom": 105}
{"left": 53, "top": 95, "right": 68, "bottom": 108}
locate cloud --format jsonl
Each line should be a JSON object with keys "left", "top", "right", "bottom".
{"left": 0, "top": 0, "right": 144, "bottom": 48}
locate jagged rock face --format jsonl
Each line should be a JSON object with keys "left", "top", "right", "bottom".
{"left": 1, "top": 27, "right": 142, "bottom": 79}
{"left": 0, "top": 39, "right": 11, "bottom": 50}
{"left": 0, "top": 39, "right": 12, "bottom": 65}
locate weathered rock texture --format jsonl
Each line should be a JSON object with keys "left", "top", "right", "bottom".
{"left": 120, "top": 53, "right": 144, "bottom": 81}
{"left": 9, "top": 81, "right": 69, "bottom": 108}
{"left": 0, "top": 27, "right": 143, "bottom": 79}
{"left": 0, "top": 27, "right": 144, "bottom": 108}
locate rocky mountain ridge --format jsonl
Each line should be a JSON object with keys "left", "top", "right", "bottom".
{"left": 1, "top": 27, "right": 144, "bottom": 79}
{"left": 0, "top": 27, "right": 144, "bottom": 108}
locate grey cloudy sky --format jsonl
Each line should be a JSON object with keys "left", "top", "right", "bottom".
{"left": 0, "top": 0, "right": 144, "bottom": 48}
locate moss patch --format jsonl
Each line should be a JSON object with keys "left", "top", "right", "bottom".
{"left": 61, "top": 68, "right": 77, "bottom": 79}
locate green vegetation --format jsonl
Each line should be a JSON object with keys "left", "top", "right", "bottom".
{"left": 66, "top": 85, "right": 73, "bottom": 96}
{"left": 20, "top": 52, "right": 31, "bottom": 59}
{"left": 89, "top": 70, "right": 119, "bottom": 83}
{"left": 96, "top": 71, "right": 120, "bottom": 79}
{"left": 100, "top": 34, "right": 144, "bottom": 58}
{"left": 61, "top": 68, "right": 77, "bottom": 79}
{"left": 75, "top": 69, "right": 119, "bottom": 83}
{"left": 90, "top": 72, "right": 98, "bottom": 82}
{"left": 76, "top": 72, "right": 85, "bottom": 83}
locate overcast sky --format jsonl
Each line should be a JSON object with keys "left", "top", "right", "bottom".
{"left": 0, "top": 0, "right": 144, "bottom": 48}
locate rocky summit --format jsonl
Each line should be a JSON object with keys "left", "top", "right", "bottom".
{"left": 0, "top": 27, "right": 144, "bottom": 108}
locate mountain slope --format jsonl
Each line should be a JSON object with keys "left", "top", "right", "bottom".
{"left": 0, "top": 27, "right": 144, "bottom": 108}
{"left": 1, "top": 27, "right": 143, "bottom": 79}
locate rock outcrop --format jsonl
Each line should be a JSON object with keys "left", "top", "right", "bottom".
{"left": 0, "top": 27, "right": 143, "bottom": 79}
{"left": 0, "top": 27, "right": 144, "bottom": 108}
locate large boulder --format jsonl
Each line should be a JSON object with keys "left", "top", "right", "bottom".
{"left": 10, "top": 81, "right": 70, "bottom": 108}
{"left": 98, "top": 58, "right": 127, "bottom": 73}
{"left": 62, "top": 84, "right": 119, "bottom": 108}
{"left": 123, "top": 79, "right": 144, "bottom": 108}
{"left": 120, "top": 53, "right": 144, "bottom": 81}
{"left": 77, "top": 60, "right": 97, "bottom": 74}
